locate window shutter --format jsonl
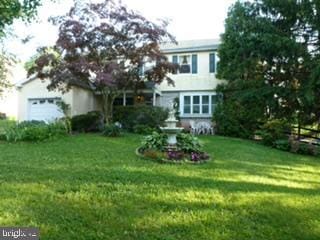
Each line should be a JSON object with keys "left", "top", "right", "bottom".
{"left": 209, "top": 53, "right": 216, "bottom": 73}
{"left": 172, "top": 55, "right": 178, "bottom": 74}
{"left": 192, "top": 54, "right": 198, "bottom": 74}
{"left": 172, "top": 55, "right": 178, "bottom": 64}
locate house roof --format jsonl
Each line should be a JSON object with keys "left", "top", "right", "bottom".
{"left": 160, "top": 39, "right": 220, "bottom": 54}
{"left": 16, "top": 74, "right": 93, "bottom": 91}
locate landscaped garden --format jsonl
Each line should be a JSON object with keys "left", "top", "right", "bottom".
{"left": 0, "top": 133, "right": 319, "bottom": 239}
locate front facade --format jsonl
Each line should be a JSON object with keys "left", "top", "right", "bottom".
{"left": 17, "top": 39, "right": 221, "bottom": 126}
{"left": 158, "top": 39, "right": 221, "bottom": 127}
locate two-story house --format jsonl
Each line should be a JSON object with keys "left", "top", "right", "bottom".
{"left": 158, "top": 39, "right": 221, "bottom": 127}
{"left": 16, "top": 39, "right": 222, "bottom": 127}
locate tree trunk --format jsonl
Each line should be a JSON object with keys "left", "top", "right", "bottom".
{"left": 101, "top": 90, "right": 116, "bottom": 125}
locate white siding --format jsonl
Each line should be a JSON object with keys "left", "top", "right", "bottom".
{"left": 157, "top": 51, "right": 221, "bottom": 92}
{"left": 17, "top": 78, "right": 99, "bottom": 121}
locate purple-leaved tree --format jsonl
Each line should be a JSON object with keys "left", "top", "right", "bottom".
{"left": 29, "top": 0, "right": 177, "bottom": 124}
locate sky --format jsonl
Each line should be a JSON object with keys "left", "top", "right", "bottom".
{"left": 4, "top": 0, "right": 236, "bottom": 63}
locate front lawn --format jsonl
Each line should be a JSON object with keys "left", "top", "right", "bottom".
{"left": 0, "top": 134, "right": 319, "bottom": 239}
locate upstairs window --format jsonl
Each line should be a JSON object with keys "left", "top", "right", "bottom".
{"left": 179, "top": 55, "right": 191, "bottom": 73}
{"left": 172, "top": 54, "right": 198, "bottom": 74}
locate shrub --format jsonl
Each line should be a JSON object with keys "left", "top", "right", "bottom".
{"left": 133, "top": 124, "right": 156, "bottom": 135}
{"left": 0, "top": 120, "right": 16, "bottom": 134}
{"left": 102, "top": 124, "right": 121, "bottom": 137}
{"left": 176, "top": 133, "right": 202, "bottom": 153}
{"left": 113, "top": 106, "right": 168, "bottom": 132}
{"left": 71, "top": 111, "right": 103, "bottom": 132}
{"left": 256, "top": 119, "right": 291, "bottom": 146}
{"left": 18, "top": 120, "right": 46, "bottom": 128}
{"left": 3, "top": 126, "right": 24, "bottom": 142}
{"left": 141, "top": 132, "right": 167, "bottom": 151}
{"left": 2, "top": 121, "right": 67, "bottom": 142}
{"left": 213, "top": 101, "right": 260, "bottom": 139}
{"left": 47, "top": 121, "right": 68, "bottom": 136}
{"left": 289, "top": 141, "right": 319, "bottom": 156}
{"left": 274, "top": 139, "right": 290, "bottom": 151}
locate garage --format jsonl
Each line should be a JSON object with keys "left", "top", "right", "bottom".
{"left": 28, "top": 98, "right": 63, "bottom": 122}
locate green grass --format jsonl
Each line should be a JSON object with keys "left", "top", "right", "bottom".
{"left": 0, "top": 134, "right": 319, "bottom": 239}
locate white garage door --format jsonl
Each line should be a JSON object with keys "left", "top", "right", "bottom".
{"left": 28, "top": 98, "right": 64, "bottom": 122}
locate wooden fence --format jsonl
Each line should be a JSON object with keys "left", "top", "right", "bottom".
{"left": 291, "top": 127, "right": 320, "bottom": 145}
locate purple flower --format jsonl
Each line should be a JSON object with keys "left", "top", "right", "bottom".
{"left": 167, "top": 151, "right": 183, "bottom": 160}
{"left": 191, "top": 152, "right": 201, "bottom": 162}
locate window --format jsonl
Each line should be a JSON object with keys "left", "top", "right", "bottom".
{"left": 179, "top": 55, "right": 191, "bottom": 73}
{"left": 209, "top": 53, "right": 216, "bottom": 73}
{"left": 181, "top": 93, "right": 218, "bottom": 116}
{"left": 193, "top": 96, "right": 200, "bottom": 114}
{"left": 172, "top": 54, "right": 198, "bottom": 74}
{"left": 202, "top": 96, "right": 209, "bottom": 114}
{"left": 183, "top": 96, "right": 191, "bottom": 114}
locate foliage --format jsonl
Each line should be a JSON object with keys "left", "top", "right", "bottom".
{"left": 213, "top": 101, "right": 259, "bottom": 139}
{"left": 0, "top": 52, "right": 12, "bottom": 96}
{"left": 289, "top": 140, "right": 319, "bottom": 156}
{"left": 102, "top": 124, "right": 121, "bottom": 137}
{"left": 28, "top": 0, "right": 177, "bottom": 123}
{"left": 0, "top": 0, "right": 42, "bottom": 95}
{"left": 0, "top": 0, "right": 42, "bottom": 36}
{"left": 0, "top": 119, "right": 15, "bottom": 134}
{"left": 133, "top": 124, "right": 156, "bottom": 135}
{"left": 71, "top": 111, "right": 103, "bottom": 133}
{"left": 56, "top": 100, "right": 72, "bottom": 134}
{"left": 113, "top": 106, "right": 168, "bottom": 132}
{"left": 143, "top": 149, "right": 165, "bottom": 160}
{"left": 0, "top": 134, "right": 319, "bottom": 239}
{"left": 176, "top": 133, "right": 202, "bottom": 153}
{"left": 256, "top": 119, "right": 291, "bottom": 146}
{"left": 2, "top": 120, "right": 66, "bottom": 142}
{"left": 140, "top": 132, "right": 167, "bottom": 152}
{"left": 274, "top": 139, "right": 290, "bottom": 152}
{"left": 167, "top": 150, "right": 184, "bottom": 161}
{"left": 217, "top": 0, "right": 320, "bottom": 137}
{"left": 141, "top": 132, "right": 203, "bottom": 155}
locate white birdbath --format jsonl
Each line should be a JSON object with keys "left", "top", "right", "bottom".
{"left": 160, "top": 102, "right": 184, "bottom": 146}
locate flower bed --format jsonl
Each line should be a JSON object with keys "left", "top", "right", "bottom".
{"left": 136, "top": 132, "right": 211, "bottom": 164}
